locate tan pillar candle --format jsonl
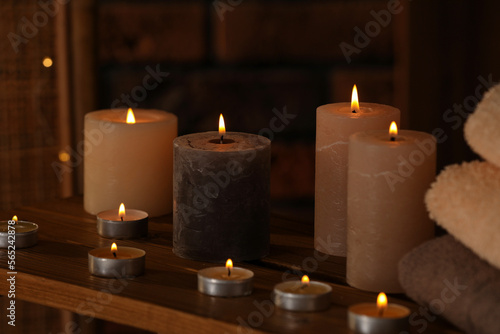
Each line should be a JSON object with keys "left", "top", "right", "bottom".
{"left": 315, "top": 86, "right": 400, "bottom": 256}
{"left": 346, "top": 124, "right": 435, "bottom": 293}
{"left": 84, "top": 108, "right": 177, "bottom": 217}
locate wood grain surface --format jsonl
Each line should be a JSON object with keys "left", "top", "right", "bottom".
{"left": 0, "top": 197, "right": 461, "bottom": 333}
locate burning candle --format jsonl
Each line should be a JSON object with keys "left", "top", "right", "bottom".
{"left": 315, "top": 86, "right": 400, "bottom": 256}
{"left": 348, "top": 292, "right": 410, "bottom": 334}
{"left": 197, "top": 259, "right": 254, "bottom": 297}
{"left": 0, "top": 216, "right": 38, "bottom": 249}
{"left": 173, "top": 114, "right": 271, "bottom": 262}
{"left": 88, "top": 242, "right": 145, "bottom": 278}
{"left": 272, "top": 275, "right": 332, "bottom": 312}
{"left": 96, "top": 203, "right": 148, "bottom": 239}
{"left": 346, "top": 123, "right": 436, "bottom": 292}
{"left": 84, "top": 108, "right": 177, "bottom": 217}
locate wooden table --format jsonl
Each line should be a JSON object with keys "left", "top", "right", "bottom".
{"left": 0, "top": 197, "right": 461, "bottom": 333}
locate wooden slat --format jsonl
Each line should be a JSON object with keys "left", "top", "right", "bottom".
{"left": 0, "top": 198, "right": 461, "bottom": 333}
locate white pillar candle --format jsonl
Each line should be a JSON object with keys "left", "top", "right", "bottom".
{"left": 315, "top": 86, "right": 400, "bottom": 256}
{"left": 84, "top": 108, "right": 177, "bottom": 217}
{"left": 346, "top": 124, "right": 435, "bottom": 293}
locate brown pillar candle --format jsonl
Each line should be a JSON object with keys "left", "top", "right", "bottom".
{"left": 173, "top": 126, "right": 271, "bottom": 262}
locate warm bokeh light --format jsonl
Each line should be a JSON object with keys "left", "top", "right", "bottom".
{"left": 12, "top": 216, "right": 18, "bottom": 222}
{"left": 226, "top": 258, "right": 233, "bottom": 270}
{"left": 58, "top": 150, "right": 70, "bottom": 162}
{"left": 119, "top": 203, "right": 126, "bottom": 219}
{"left": 389, "top": 121, "right": 398, "bottom": 137}
{"left": 42, "top": 57, "right": 53, "bottom": 68}
{"left": 351, "top": 84, "right": 360, "bottom": 113}
{"left": 126, "top": 108, "right": 136, "bottom": 124}
{"left": 219, "top": 114, "right": 226, "bottom": 135}
{"left": 377, "top": 292, "right": 388, "bottom": 316}
{"left": 301, "top": 275, "right": 310, "bottom": 285}
{"left": 111, "top": 243, "right": 118, "bottom": 253}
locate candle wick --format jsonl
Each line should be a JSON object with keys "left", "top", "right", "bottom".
{"left": 390, "top": 136, "right": 396, "bottom": 142}
{"left": 120, "top": 216, "right": 123, "bottom": 221}
{"left": 352, "top": 110, "right": 357, "bottom": 113}
{"left": 227, "top": 267, "right": 231, "bottom": 277}
{"left": 220, "top": 135, "right": 224, "bottom": 144}
{"left": 378, "top": 307, "right": 385, "bottom": 317}
{"left": 113, "top": 252, "right": 117, "bottom": 258}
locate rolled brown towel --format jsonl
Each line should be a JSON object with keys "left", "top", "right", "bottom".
{"left": 399, "top": 235, "right": 500, "bottom": 334}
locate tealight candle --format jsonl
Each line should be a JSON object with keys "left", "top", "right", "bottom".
{"left": 197, "top": 259, "right": 253, "bottom": 297}
{"left": 272, "top": 275, "right": 332, "bottom": 312}
{"left": 88, "top": 243, "right": 145, "bottom": 278}
{"left": 96, "top": 203, "right": 148, "bottom": 239}
{"left": 0, "top": 216, "right": 38, "bottom": 249}
{"left": 348, "top": 293, "right": 410, "bottom": 334}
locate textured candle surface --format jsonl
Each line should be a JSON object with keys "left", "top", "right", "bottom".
{"left": 173, "top": 131, "right": 270, "bottom": 262}
{"left": 84, "top": 109, "right": 177, "bottom": 217}
{"left": 347, "top": 129, "right": 435, "bottom": 293}
{"left": 315, "top": 103, "right": 400, "bottom": 256}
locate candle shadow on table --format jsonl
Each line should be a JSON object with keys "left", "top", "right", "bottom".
{"left": 17, "top": 240, "right": 88, "bottom": 258}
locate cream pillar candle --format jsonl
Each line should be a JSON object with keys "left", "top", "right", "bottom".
{"left": 315, "top": 86, "right": 400, "bottom": 256}
{"left": 84, "top": 108, "right": 177, "bottom": 217}
{"left": 346, "top": 124, "right": 436, "bottom": 293}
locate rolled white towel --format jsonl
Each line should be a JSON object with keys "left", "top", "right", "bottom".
{"left": 425, "top": 160, "right": 500, "bottom": 270}
{"left": 464, "top": 84, "right": 500, "bottom": 167}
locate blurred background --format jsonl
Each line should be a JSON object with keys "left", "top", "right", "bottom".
{"left": 2, "top": 0, "right": 499, "bottom": 212}
{"left": 1, "top": 0, "right": 499, "bottom": 332}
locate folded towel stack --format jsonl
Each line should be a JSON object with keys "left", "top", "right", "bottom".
{"left": 399, "top": 84, "right": 500, "bottom": 334}
{"left": 399, "top": 235, "right": 500, "bottom": 334}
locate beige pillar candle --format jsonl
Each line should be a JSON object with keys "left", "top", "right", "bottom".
{"left": 315, "top": 86, "right": 400, "bottom": 256}
{"left": 346, "top": 124, "right": 436, "bottom": 293}
{"left": 84, "top": 108, "right": 177, "bottom": 217}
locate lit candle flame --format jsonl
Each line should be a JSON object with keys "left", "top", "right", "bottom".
{"left": 301, "top": 275, "right": 310, "bottom": 285}
{"left": 351, "top": 84, "right": 360, "bottom": 113}
{"left": 12, "top": 216, "right": 18, "bottom": 223}
{"left": 119, "top": 203, "right": 125, "bottom": 221}
{"left": 226, "top": 258, "right": 233, "bottom": 277}
{"left": 389, "top": 121, "right": 398, "bottom": 141}
{"left": 111, "top": 243, "right": 118, "bottom": 258}
{"left": 219, "top": 114, "right": 226, "bottom": 143}
{"left": 377, "top": 292, "right": 388, "bottom": 316}
{"left": 126, "top": 108, "right": 136, "bottom": 124}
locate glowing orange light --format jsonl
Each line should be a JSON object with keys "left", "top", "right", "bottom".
{"left": 42, "top": 57, "right": 53, "bottom": 68}
{"left": 389, "top": 121, "right": 398, "bottom": 137}
{"left": 126, "top": 108, "right": 136, "bottom": 124}
{"left": 111, "top": 243, "right": 118, "bottom": 253}
{"left": 219, "top": 114, "right": 226, "bottom": 135}
{"left": 12, "top": 216, "right": 18, "bottom": 222}
{"left": 377, "top": 292, "right": 388, "bottom": 316}
{"left": 226, "top": 259, "right": 233, "bottom": 270}
{"left": 301, "top": 275, "right": 310, "bottom": 285}
{"left": 351, "top": 84, "right": 360, "bottom": 113}
{"left": 119, "top": 203, "right": 125, "bottom": 220}
{"left": 226, "top": 258, "right": 233, "bottom": 276}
